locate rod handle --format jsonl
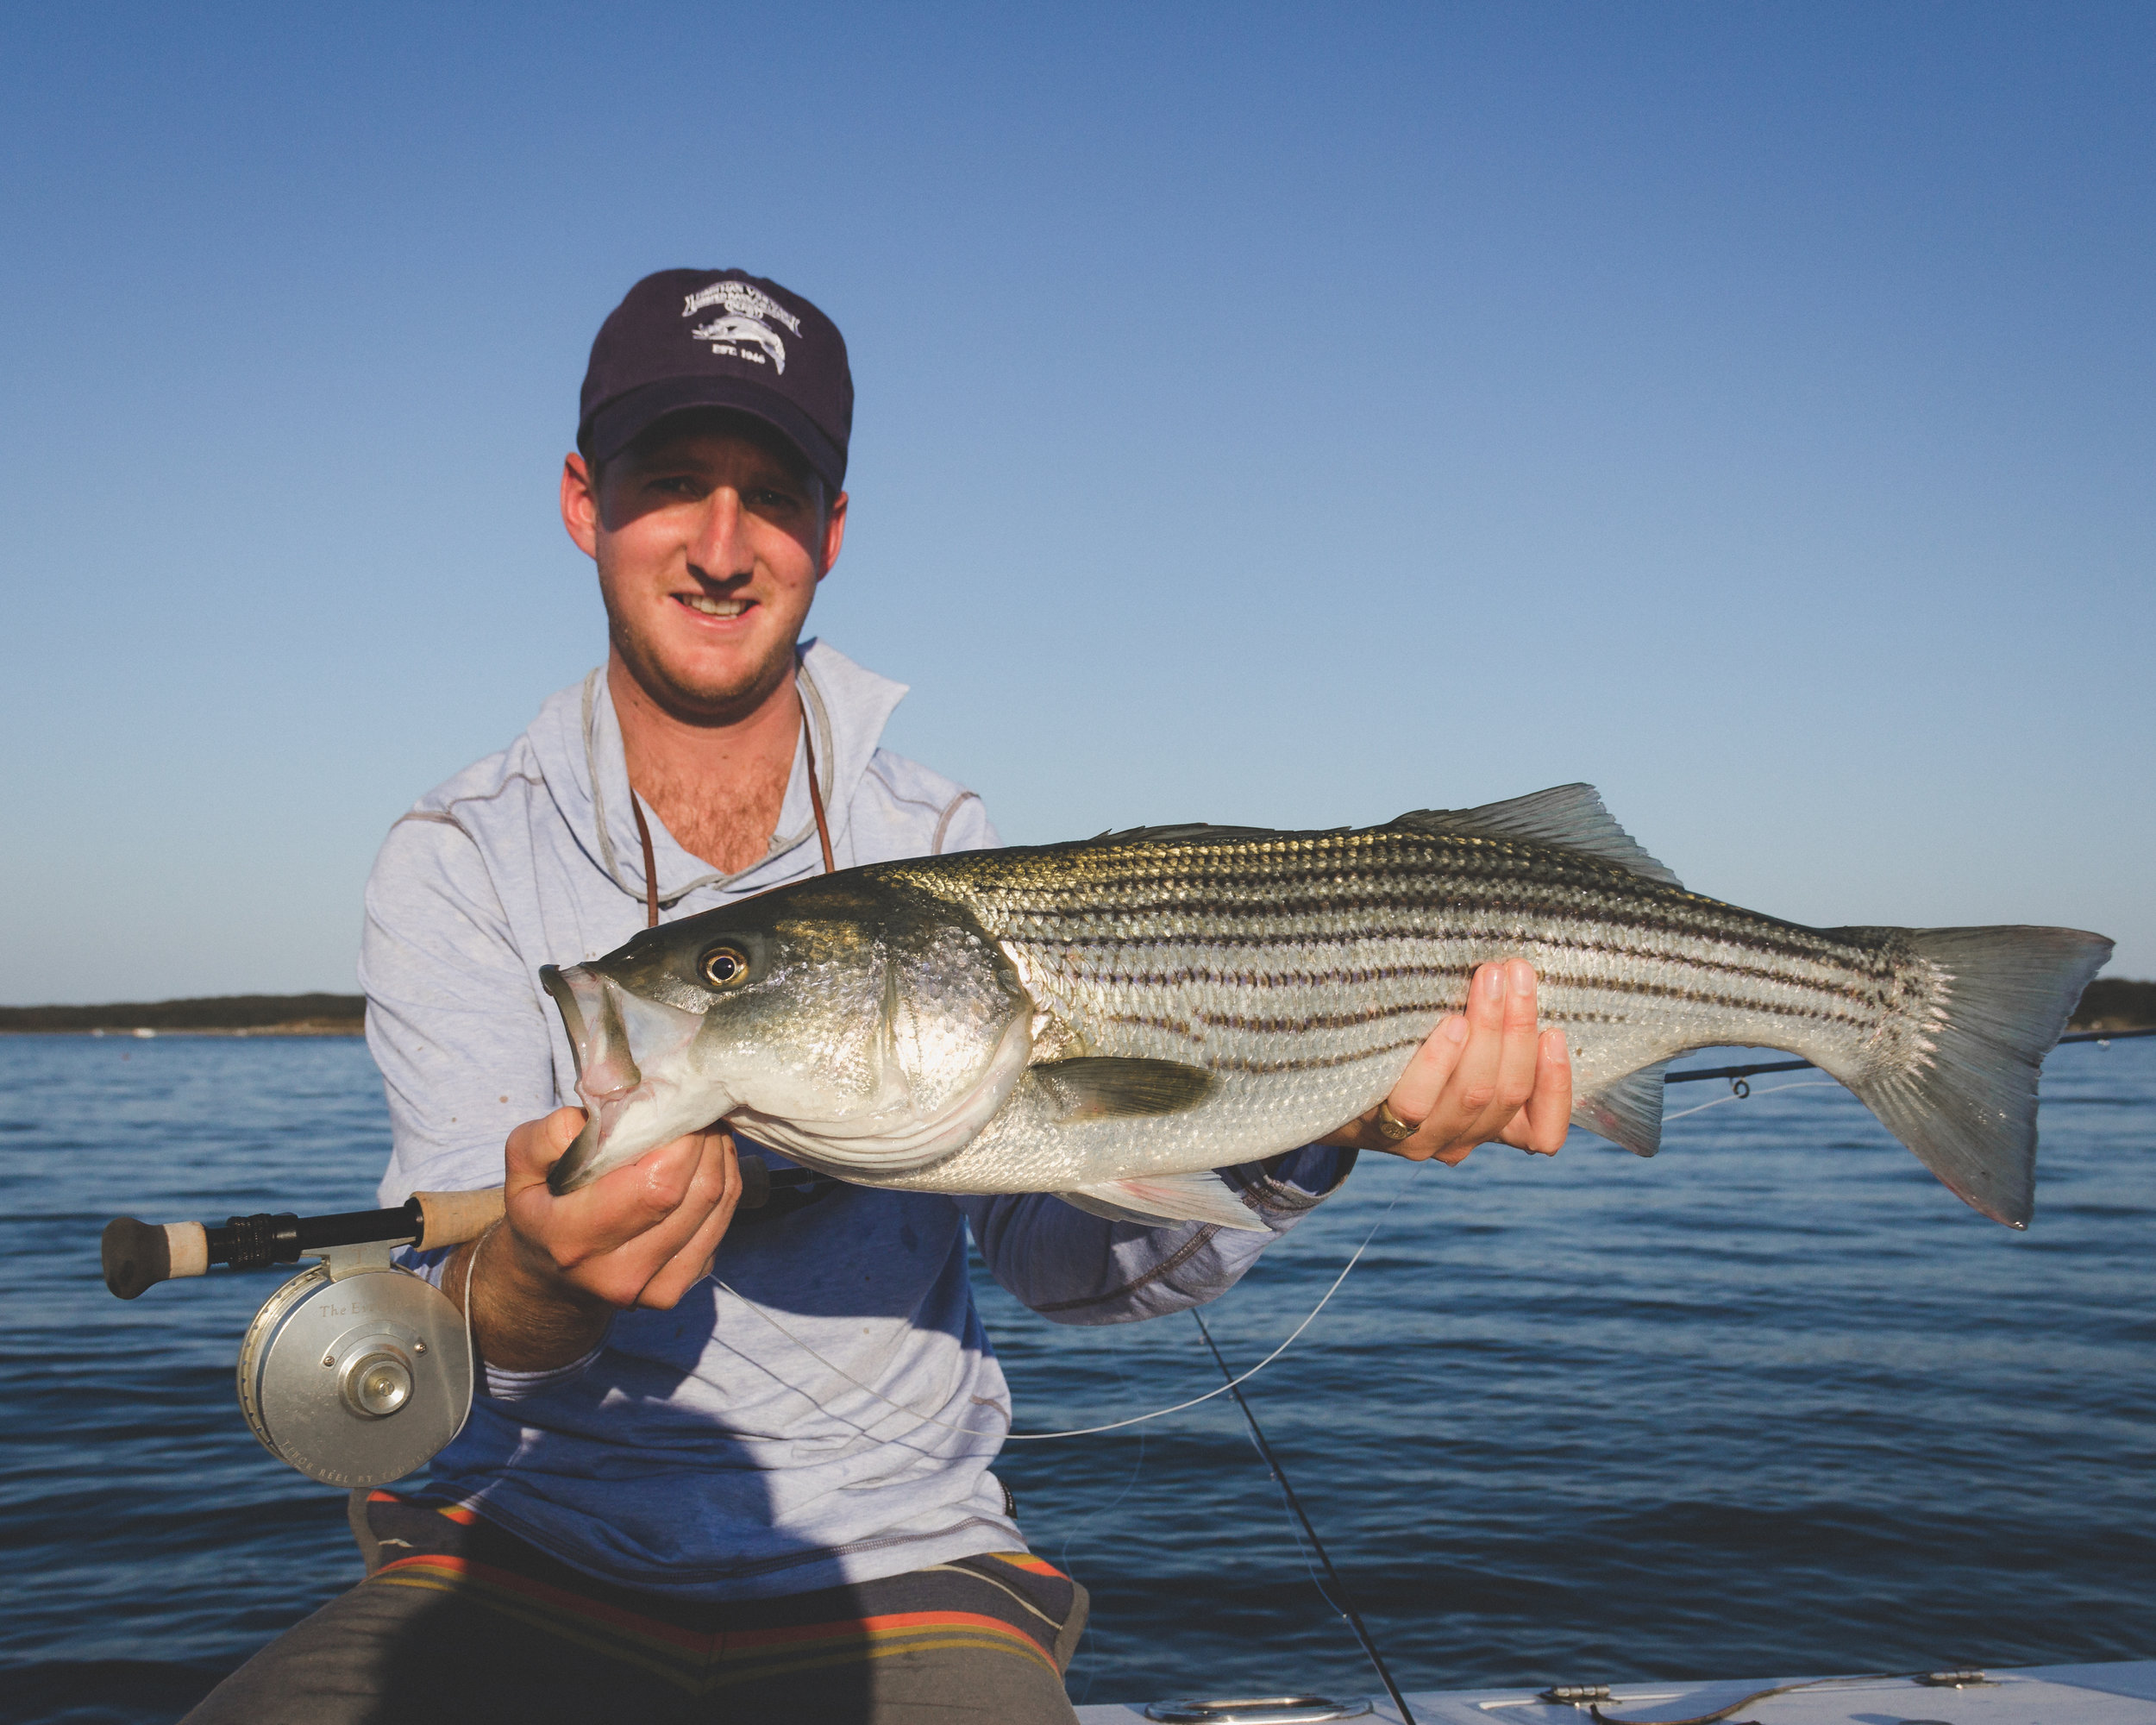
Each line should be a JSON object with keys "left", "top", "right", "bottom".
{"left": 411, "top": 1187, "right": 506, "bottom": 1248}
{"left": 102, "top": 1219, "right": 209, "bottom": 1300}
{"left": 99, "top": 1157, "right": 771, "bottom": 1299}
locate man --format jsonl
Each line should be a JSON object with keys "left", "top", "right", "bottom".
{"left": 188, "top": 269, "right": 1570, "bottom": 1724}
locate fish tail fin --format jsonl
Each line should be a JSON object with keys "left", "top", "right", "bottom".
{"left": 1839, "top": 925, "right": 2111, "bottom": 1229}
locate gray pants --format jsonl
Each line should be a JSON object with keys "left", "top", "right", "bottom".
{"left": 183, "top": 1492, "right": 1087, "bottom": 1725}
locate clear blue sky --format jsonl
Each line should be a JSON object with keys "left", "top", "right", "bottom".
{"left": 3, "top": 2, "right": 2150, "bottom": 1004}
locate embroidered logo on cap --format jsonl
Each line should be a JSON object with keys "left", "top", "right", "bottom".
{"left": 683, "top": 279, "right": 802, "bottom": 375}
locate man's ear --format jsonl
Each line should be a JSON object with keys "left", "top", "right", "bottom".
{"left": 818, "top": 491, "right": 848, "bottom": 580}
{"left": 561, "top": 453, "right": 600, "bottom": 558}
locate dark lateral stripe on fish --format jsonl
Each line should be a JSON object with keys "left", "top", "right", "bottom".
{"left": 1016, "top": 926, "right": 1871, "bottom": 988}
{"left": 1196, "top": 1039, "right": 1426, "bottom": 1076}
{"left": 1173, "top": 983, "right": 1867, "bottom": 1038}
{"left": 971, "top": 856, "right": 1651, "bottom": 899}
{"left": 1065, "top": 1031, "right": 1432, "bottom": 1070}
{"left": 1101, "top": 994, "right": 1751, "bottom": 1038}
{"left": 1054, "top": 953, "right": 1866, "bottom": 1015}
{"left": 1004, "top": 916, "right": 1852, "bottom": 980}
{"left": 1007, "top": 930, "right": 1878, "bottom": 1003}
{"left": 975, "top": 890, "right": 1844, "bottom": 969}
{"left": 1094, "top": 970, "right": 1871, "bottom": 1050}
{"left": 1039, "top": 970, "right": 1871, "bottom": 1039}
{"left": 963, "top": 840, "right": 1660, "bottom": 889}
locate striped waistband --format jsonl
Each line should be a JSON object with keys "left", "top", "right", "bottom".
{"left": 360, "top": 1493, "right": 1076, "bottom": 1697}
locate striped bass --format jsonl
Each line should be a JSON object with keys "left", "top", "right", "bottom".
{"left": 539, "top": 785, "right": 2109, "bottom": 1229}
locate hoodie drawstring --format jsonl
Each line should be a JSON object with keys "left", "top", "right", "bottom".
{"left": 800, "top": 716, "right": 837, "bottom": 878}
{"left": 627, "top": 713, "right": 836, "bottom": 930}
{"left": 629, "top": 791, "right": 662, "bottom": 930}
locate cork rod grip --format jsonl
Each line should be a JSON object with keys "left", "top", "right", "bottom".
{"left": 411, "top": 1187, "right": 507, "bottom": 1248}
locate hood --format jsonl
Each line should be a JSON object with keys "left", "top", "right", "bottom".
{"left": 523, "top": 638, "right": 909, "bottom": 912}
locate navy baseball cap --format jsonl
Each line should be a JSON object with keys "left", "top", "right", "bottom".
{"left": 577, "top": 269, "right": 854, "bottom": 492}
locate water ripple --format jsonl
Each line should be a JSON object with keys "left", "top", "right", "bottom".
{"left": 0, "top": 1034, "right": 2148, "bottom": 1721}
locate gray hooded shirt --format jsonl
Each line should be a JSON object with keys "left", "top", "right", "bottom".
{"left": 360, "top": 638, "right": 1349, "bottom": 1601}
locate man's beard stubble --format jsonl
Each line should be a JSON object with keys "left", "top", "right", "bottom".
{"left": 600, "top": 578, "right": 805, "bottom": 730}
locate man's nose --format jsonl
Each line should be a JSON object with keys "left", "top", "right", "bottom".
{"left": 686, "top": 487, "right": 750, "bottom": 579}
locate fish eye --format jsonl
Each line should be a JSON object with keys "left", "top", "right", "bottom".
{"left": 700, "top": 944, "right": 751, "bottom": 988}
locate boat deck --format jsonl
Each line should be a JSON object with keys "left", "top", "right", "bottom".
{"left": 1076, "top": 1661, "right": 2156, "bottom": 1725}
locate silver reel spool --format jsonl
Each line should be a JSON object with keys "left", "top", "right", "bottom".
{"left": 235, "top": 1244, "right": 473, "bottom": 1487}
{"left": 103, "top": 1172, "right": 789, "bottom": 1489}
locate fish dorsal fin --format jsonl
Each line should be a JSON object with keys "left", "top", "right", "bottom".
{"left": 1388, "top": 785, "right": 1682, "bottom": 888}
{"left": 1089, "top": 822, "right": 1308, "bottom": 845}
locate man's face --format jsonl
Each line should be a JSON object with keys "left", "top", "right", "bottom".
{"left": 561, "top": 413, "right": 848, "bottom": 724}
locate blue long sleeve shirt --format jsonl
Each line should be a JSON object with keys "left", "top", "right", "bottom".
{"left": 360, "top": 641, "right": 1349, "bottom": 1600}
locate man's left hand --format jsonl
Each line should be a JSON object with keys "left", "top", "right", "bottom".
{"left": 1319, "top": 958, "right": 1570, "bottom": 1164}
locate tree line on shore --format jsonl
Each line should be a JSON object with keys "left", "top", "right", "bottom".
{"left": 0, "top": 994, "right": 366, "bottom": 1034}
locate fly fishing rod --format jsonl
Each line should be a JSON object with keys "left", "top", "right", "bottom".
{"left": 1666, "top": 1026, "right": 2154, "bottom": 1092}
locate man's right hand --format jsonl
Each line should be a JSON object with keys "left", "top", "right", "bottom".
{"left": 454, "top": 1107, "right": 743, "bottom": 1374}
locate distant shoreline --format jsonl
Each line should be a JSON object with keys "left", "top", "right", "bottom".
{"left": 0, "top": 994, "right": 365, "bottom": 1038}
{"left": 4, "top": 979, "right": 2152, "bottom": 1040}
{"left": 0, "top": 1024, "right": 367, "bottom": 1038}
{"left": 2059, "top": 976, "right": 2156, "bottom": 1033}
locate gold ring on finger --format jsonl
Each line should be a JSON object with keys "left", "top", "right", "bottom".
{"left": 1375, "top": 1101, "right": 1421, "bottom": 1143}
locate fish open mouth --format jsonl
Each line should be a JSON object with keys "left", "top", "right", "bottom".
{"left": 539, "top": 963, "right": 715, "bottom": 1194}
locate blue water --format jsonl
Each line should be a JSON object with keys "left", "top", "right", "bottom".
{"left": 1, "top": 1034, "right": 2149, "bottom": 1722}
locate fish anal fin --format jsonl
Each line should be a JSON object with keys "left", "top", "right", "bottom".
{"left": 1390, "top": 785, "right": 1682, "bottom": 888}
{"left": 1028, "top": 1057, "right": 1213, "bottom": 1121}
{"left": 1574, "top": 1060, "right": 1670, "bottom": 1157}
{"left": 1056, "top": 1171, "right": 1269, "bottom": 1232}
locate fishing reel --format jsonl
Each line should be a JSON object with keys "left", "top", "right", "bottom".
{"left": 99, "top": 1158, "right": 787, "bottom": 1488}
{"left": 101, "top": 1189, "right": 502, "bottom": 1487}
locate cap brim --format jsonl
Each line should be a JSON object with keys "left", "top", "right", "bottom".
{"left": 579, "top": 375, "right": 846, "bottom": 492}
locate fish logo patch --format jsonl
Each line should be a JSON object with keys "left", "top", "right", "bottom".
{"left": 683, "top": 279, "right": 801, "bottom": 374}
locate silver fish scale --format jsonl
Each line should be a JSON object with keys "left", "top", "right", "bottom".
{"left": 871, "top": 828, "right": 1924, "bottom": 1187}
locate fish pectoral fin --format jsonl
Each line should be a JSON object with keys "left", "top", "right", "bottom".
{"left": 1056, "top": 1172, "right": 1270, "bottom": 1232}
{"left": 1388, "top": 784, "right": 1683, "bottom": 888}
{"left": 1573, "top": 1061, "right": 1670, "bottom": 1157}
{"left": 1025, "top": 1057, "right": 1214, "bottom": 1121}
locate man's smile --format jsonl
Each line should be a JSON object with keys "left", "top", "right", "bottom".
{"left": 676, "top": 593, "right": 752, "bottom": 619}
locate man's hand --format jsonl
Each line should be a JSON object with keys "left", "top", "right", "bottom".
{"left": 449, "top": 1107, "right": 743, "bottom": 1373}
{"left": 1320, "top": 959, "right": 1570, "bottom": 1164}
